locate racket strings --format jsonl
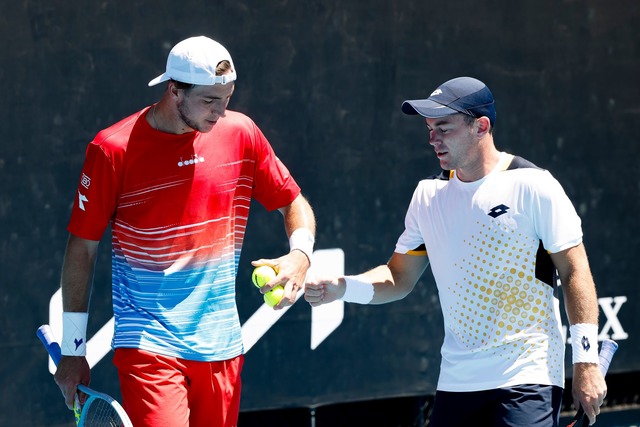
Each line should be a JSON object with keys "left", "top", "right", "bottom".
{"left": 82, "top": 398, "right": 126, "bottom": 427}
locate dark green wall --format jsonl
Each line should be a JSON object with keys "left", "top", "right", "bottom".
{"left": 1, "top": 1, "right": 638, "bottom": 425}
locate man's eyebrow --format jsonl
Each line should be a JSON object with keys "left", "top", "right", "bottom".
{"left": 428, "top": 119, "right": 452, "bottom": 129}
{"left": 433, "top": 119, "right": 452, "bottom": 127}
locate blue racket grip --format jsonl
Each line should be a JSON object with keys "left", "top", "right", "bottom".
{"left": 598, "top": 339, "right": 618, "bottom": 375}
{"left": 37, "top": 324, "right": 63, "bottom": 366}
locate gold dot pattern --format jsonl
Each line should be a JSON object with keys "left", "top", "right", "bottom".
{"left": 446, "top": 219, "right": 563, "bottom": 381}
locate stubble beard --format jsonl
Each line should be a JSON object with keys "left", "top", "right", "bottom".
{"left": 176, "top": 101, "right": 211, "bottom": 133}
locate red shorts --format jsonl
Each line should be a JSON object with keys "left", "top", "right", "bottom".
{"left": 113, "top": 348, "right": 244, "bottom": 427}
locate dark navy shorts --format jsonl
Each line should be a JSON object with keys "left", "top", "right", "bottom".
{"left": 429, "top": 384, "right": 563, "bottom": 427}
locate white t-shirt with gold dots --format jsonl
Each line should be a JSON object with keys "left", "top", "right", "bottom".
{"left": 395, "top": 152, "right": 582, "bottom": 392}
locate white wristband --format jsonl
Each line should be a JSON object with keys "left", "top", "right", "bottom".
{"left": 61, "top": 312, "right": 89, "bottom": 357}
{"left": 289, "top": 228, "right": 315, "bottom": 263}
{"left": 342, "top": 275, "right": 375, "bottom": 304}
{"left": 570, "top": 323, "right": 599, "bottom": 364}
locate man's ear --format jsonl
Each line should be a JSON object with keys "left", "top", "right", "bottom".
{"left": 476, "top": 116, "right": 491, "bottom": 136}
{"left": 169, "top": 82, "right": 180, "bottom": 97}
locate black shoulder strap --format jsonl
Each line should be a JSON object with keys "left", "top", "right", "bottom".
{"left": 427, "top": 169, "right": 453, "bottom": 181}
{"left": 506, "top": 155, "right": 543, "bottom": 171}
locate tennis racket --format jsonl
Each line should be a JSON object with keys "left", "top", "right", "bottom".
{"left": 37, "top": 324, "right": 133, "bottom": 427}
{"left": 566, "top": 339, "right": 618, "bottom": 427}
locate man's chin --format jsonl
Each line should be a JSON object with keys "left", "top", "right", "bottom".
{"left": 198, "top": 121, "right": 217, "bottom": 133}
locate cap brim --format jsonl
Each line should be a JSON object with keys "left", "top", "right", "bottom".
{"left": 148, "top": 73, "right": 170, "bottom": 87}
{"left": 401, "top": 99, "right": 459, "bottom": 118}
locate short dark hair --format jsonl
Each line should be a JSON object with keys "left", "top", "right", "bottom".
{"left": 171, "top": 80, "right": 196, "bottom": 90}
{"left": 462, "top": 114, "right": 476, "bottom": 126}
{"left": 462, "top": 113, "right": 494, "bottom": 134}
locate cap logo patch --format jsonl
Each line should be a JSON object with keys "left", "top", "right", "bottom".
{"left": 430, "top": 89, "right": 443, "bottom": 96}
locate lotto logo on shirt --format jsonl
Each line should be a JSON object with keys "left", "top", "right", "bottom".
{"left": 80, "top": 173, "right": 91, "bottom": 189}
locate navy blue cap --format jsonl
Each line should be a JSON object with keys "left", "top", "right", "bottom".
{"left": 401, "top": 77, "right": 496, "bottom": 126}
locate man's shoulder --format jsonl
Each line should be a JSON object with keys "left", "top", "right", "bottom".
{"left": 93, "top": 108, "right": 147, "bottom": 149}
{"left": 504, "top": 155, "right": 544, "bottom": 172}
{"left": 218, "top": 110, "right": 256, "bottom": 128}
{"left": 414, "top": 170, "right": 452, "bottom": 195}
{"left": 501, "top": 154, "right": 554, "bottom": 184}
{"left": 425, "top": 169, "right": 454, "bottom": 182}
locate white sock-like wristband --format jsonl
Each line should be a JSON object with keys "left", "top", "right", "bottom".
{"left": 61, "top": 312, "right": 89, "bottom": 357}
{"left": 341, "top": 275, "right": 375, "bottom": 304}
{"left": 570, "top": 323, "right": 599, "bottom": 364}
{"left": 289, "top": 228, "right": 315, "bottom": 263}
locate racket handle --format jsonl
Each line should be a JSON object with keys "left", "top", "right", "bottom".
{"left": 37, "top": 324, "right": 63, "bottom": 366}
{"left": 566, "top": 339, "right": 619, "bottom": 427}
{"left": 38, "top": 324, "right": 88, "bottom": 424}
{"left": 37, "top": 324, "right": 90, "bottom": 394}
{"left": 597, "top": 339, "right": 618, "bottom": 376}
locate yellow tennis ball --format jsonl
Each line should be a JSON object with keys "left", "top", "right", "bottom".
{"left": 252, "top": 265, "right": 277, "bottom": 288}
{"left": 264, "top": 285, "right": 285, "bottom": 307}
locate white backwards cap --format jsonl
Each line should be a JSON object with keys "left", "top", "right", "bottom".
{"left": 148, "top": 36, "right": 236, "bottom": 86}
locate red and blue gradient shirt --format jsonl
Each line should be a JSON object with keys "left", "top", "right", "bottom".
{"left": 67, "top": 107, "right": 300, "bottom": 361}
